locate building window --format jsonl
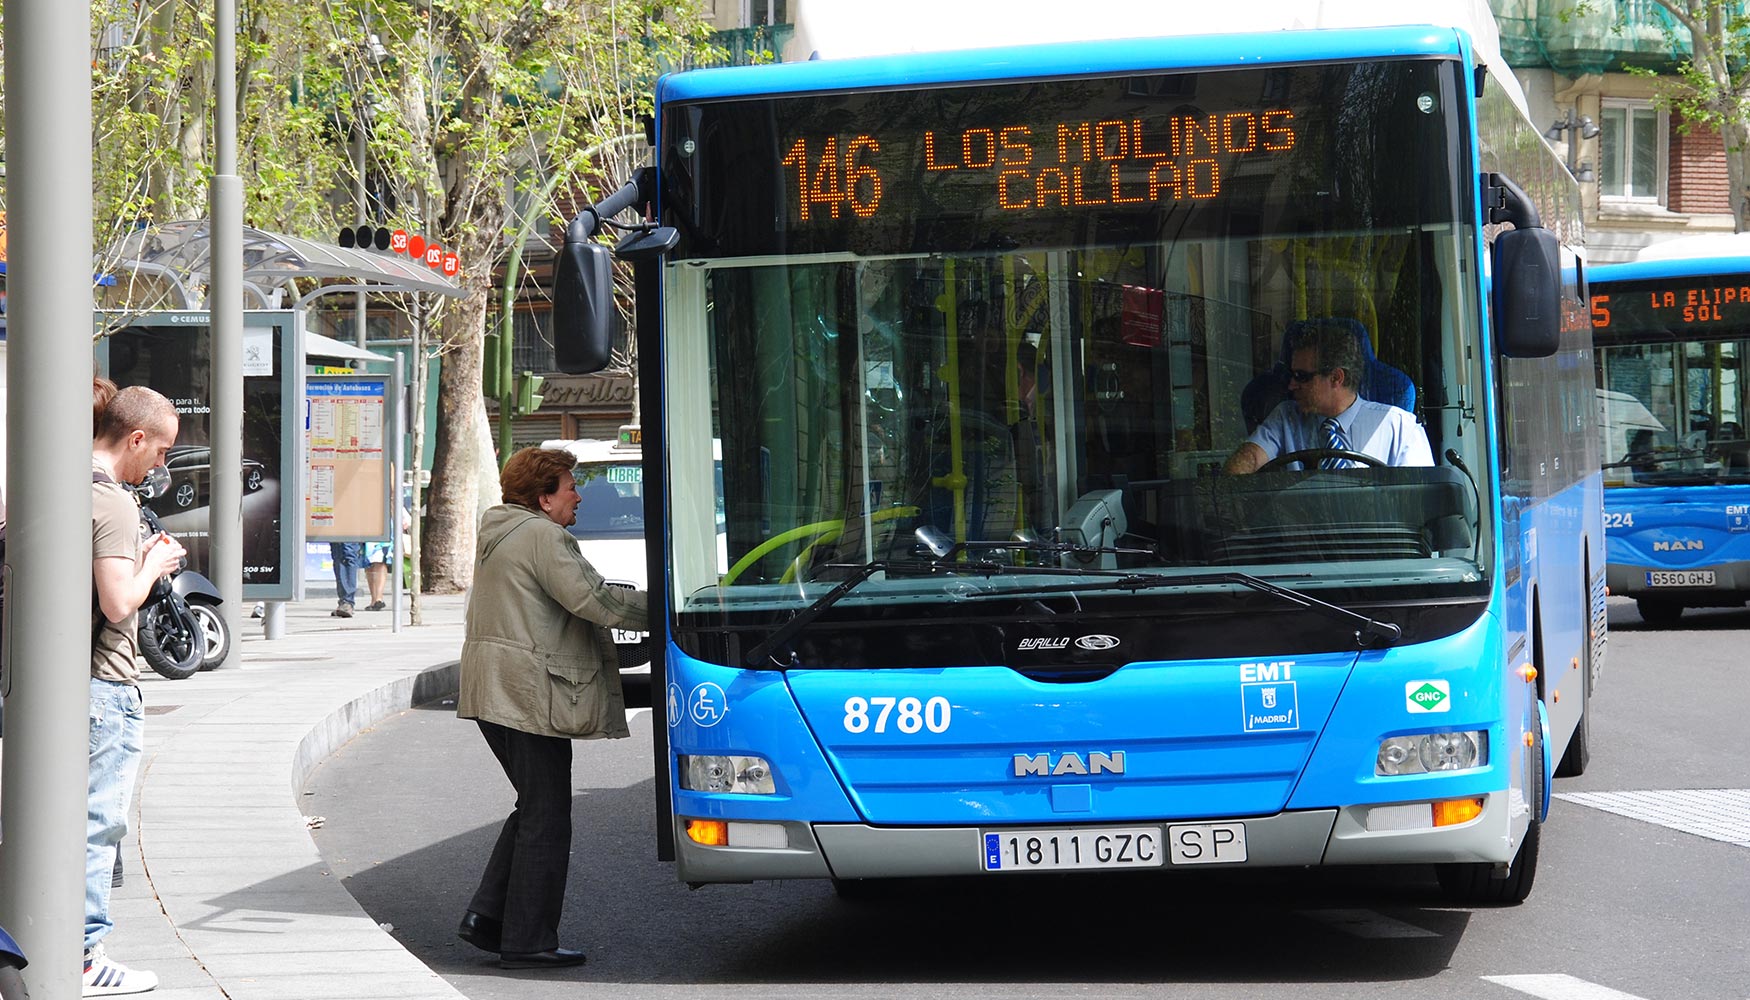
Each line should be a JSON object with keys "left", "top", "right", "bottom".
{"left": 512, "top": 309, "right": 557, "bottom": 373}
{"left": 1599, "top": 101, "right": 1664, "bottom": 203}
{"left": 742, "top": 0, "right": 786, "bottom": 26}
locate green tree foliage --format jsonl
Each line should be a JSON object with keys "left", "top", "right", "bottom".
{"left": 1, "top": 0, "right": 352, "bottom": 284}
{"left": 1579, "top": 0, "right": 1750, "bottom": 231}
{"left": 1, "top": 0, "right": 716, "bottom": 589}
{"left": 335, "top": 0, "right": 715, "bottom": 591}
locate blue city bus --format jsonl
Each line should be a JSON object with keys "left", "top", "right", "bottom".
{"left": 1589, "top": 240, "right": 1750, "bottom": 625}
{"left": 553, "top": 10, "right": 1603, "bottom": 903}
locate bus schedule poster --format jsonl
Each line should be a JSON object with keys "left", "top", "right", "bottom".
{"left": 305, "top": 376, "right": 390, "bottom": 541}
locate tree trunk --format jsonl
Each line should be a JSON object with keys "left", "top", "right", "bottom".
{"left": 1728, "top": 122, "right": 1750, "bottom": 233}
{"left": 421, "top": 280, "right": 491, "bottom": 592}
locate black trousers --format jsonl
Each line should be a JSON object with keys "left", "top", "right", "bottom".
{"left": 468, "top": 720, "right": 573, "bottom": 953}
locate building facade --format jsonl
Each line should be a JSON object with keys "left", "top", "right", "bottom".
{"left": 1494, "top": 0, "right": 1739, "bottom": 261}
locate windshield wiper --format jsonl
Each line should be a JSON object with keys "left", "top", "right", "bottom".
{"left": 1169, "top": 571, "right": 1402, "bottom": 648}
{"left": 744, "top": 560, "right": 897, "bottom": 667}
{"left": 968, "top": 567, "right": 1401, "bottom": 648}
{"left": 744, "top": 559, "right": 1400, "bottom": 666}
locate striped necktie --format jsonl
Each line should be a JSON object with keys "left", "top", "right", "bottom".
{"left": 1320, "top": 417, "right": 1350, "bottom": 470}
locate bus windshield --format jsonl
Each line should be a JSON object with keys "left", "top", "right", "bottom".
{"left": 660, "top": 58, "right": 1491, "bottom": 636}
{"left": 1593, "top": 276, "right": 1750, "bottom": 487}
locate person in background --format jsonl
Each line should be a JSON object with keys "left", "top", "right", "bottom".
{"left": 360, "top": 505, "right": 408, "bottom": 612}
{"left": 88, "top": 385, "right": 185, "bottom": 996}
{"left": 327, "top": 541, "right": 363, "bottom": 618}
{"left": 454, "top": 447, "right": 647, "bottom": 970}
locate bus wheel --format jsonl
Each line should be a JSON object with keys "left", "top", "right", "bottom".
{"left": 1636, "top": 599, "right": 1684, "bottom": 627}
{"left": 1436, "top": 717, "right": 1542, "bottom": 905}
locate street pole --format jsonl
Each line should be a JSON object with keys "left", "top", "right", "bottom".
{"left": 208, "top": 0, "right": 244, "bottom": 668}
{"left": 0, "top": 0, "right": 96, "bottom": 994}
{"left": 355, "top": 124, "right": 369, "bottom": 349}
{"left": 392, "top": 352, "right": 405, "bottom": 633}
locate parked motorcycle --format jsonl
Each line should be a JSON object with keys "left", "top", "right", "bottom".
{"left": 131, "top": 466, "right": 230, "bottom": 679}
{"left": 0, "top": 922, "right": 27, "bottom": 1000}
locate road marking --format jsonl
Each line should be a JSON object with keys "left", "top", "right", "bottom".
{"left": 1483, "top": 973, "right": 1650, "bottom": 1000}
{"left": 1556, "top": 788, "right": 1750, "bottom": 847}
{"left": 1298, "top": 908, "right": 1439, "bottom": 938}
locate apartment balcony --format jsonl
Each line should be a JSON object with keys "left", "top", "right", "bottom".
{"left": 1493, "top": 0, "right": 1694, "bottom": 74}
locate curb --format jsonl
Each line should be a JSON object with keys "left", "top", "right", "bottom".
{"left": 291, "top": 660, "right": 460, "bottom": 793}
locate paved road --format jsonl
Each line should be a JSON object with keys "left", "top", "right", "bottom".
{"left": 304, "top": 601, "right": 1750, "bottom": 1000}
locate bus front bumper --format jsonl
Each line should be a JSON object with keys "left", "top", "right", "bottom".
{"left": 673, "top": 791, "right": 1514, "bottom": 883}
{"left": 1607, "top": 560, "right": 1750, "bottom": 602}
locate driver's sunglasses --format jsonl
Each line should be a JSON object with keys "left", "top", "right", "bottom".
{"left": 1289, "top": 367, "right": 1334, "bottom": 384}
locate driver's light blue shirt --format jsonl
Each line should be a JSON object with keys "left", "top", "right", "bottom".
{"left": 1248, "top": 398, "right": 1433, "bottom": 470}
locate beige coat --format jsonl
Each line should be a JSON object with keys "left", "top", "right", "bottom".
{"left": 457, "top": 504, "right": 649, "bottom": 739}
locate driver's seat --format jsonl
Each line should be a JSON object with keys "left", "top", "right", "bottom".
{"left": 1241, "top": 318, "right": 1417, "bottom": 432}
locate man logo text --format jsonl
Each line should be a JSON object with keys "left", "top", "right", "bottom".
{"left": 1013, "top": 751, "right": 1126, "bottom": 777}
{"left": 1652, "top": 539, "right": 1704, "bottom": 552}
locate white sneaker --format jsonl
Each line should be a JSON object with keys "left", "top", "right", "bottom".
{"left": 82, "top": 943, "right": 158, "bottom": 996}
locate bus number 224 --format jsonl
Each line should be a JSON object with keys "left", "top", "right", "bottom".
{"left": 843, "top": 696, "right": 952, "bottom": 734}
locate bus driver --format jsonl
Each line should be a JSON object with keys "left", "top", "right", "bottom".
{"left": 1224, "top": 323, "right": 1433, "bottom": 474}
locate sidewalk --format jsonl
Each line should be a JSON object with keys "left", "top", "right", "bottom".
{"left": 109, "top": 594, "right": 470, "bottom": 1000}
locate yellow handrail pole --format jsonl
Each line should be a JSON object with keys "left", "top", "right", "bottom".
{"left": 931, "top": 259, "right": 968, "bottom": 551}
{"left": 1003, "top": 257, "right": 1025, "bottom": 535}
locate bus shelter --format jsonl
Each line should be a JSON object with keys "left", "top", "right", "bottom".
{"left": 100, "top": 220, "right": 464, "bottom": 636}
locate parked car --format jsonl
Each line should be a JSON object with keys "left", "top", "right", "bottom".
{"left": 147, "top": 445, "right": 266, "bottom": 515}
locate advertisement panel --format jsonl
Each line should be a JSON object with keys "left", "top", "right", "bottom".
{"left": 97, "top": 310, "right": 298, "bottom": 600}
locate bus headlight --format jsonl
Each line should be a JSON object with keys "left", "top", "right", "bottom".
{"left": 679, "top": 754, "right": 776, "bottom": 794}
{"left": 1375, "top": 731, "right": 1486, "bottom": 775}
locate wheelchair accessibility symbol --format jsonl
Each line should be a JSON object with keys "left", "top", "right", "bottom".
{"left": 689, "top": 682, "right": 728, "bottom": 728}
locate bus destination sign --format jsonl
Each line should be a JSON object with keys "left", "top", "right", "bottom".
{"left": 663, "top": 60, "right": 1457, "bottom": 258}
{"left": 779, "top": 110, "right": 1300, "bottom": 222}
{"left": 1591, "top": 274, "right": 1750, "bottom": 341}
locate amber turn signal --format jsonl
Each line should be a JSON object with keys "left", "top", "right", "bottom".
{"left": 1518, "top": 664, "right": 1537, "bottom": 682}
{"left": 1432, "top": 798, "right": 1485, "bottom": 827}
{"left": 685, "top": 819, "right": 729, "bottom": 846}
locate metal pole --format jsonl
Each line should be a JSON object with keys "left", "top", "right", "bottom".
{"left": 391, "top": 353, "right": 404, "bottom": 633}
{"left": 408, "top": 296, "right": 425, "bottom": 627}
{"left": 0, "top": 0, "right": 96, "bottom": 993}
{"left": 355, "top": 125, "right": 368, "bottom": 350}
{"left": 208, "top": 0, "right": 244, "bottom": 668}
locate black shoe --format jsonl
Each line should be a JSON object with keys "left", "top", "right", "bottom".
{"left": 364, "top": 601, "right": 386, "bottom": 612}
{"left": 456, "top": 911, "right": 503, "bottom": 953}
{"left": 499, "top": 948, "right": 587, "bottom": 970}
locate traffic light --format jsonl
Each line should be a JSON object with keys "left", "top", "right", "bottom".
{"left": 482, "top": 332, "right": 503, "bottom": 397}
{"left": 515, "top": 372, "right": 545, "bottom": 415}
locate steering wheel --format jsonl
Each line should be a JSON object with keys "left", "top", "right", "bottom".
{"left": 1258, "top": 448, "right": 1386, "bottom": 473}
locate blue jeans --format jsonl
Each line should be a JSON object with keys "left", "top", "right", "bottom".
{"left": 87, "top": 677, "right": 145, "bottom": 951}
{"left": 330, "top": 542, "right": 363, "bottom": 606}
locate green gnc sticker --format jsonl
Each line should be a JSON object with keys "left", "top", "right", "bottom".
{"left": 1406, "top": 680, "right": 1451, "bottom": 713}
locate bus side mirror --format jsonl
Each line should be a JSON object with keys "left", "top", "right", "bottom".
{"left": 1494, "top": 226, "right": 1561, "bottom": 359}
{"left": 554, "top": 237, "right": 616, "bottom": 374}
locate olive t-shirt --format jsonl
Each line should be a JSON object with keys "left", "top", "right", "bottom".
{"left": 92, "top": 463, "right": 145, "bottom": 685}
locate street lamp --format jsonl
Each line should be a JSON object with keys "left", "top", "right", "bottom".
{"left": 1546, "top": 108, "right": 1599, "bottom": 183}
